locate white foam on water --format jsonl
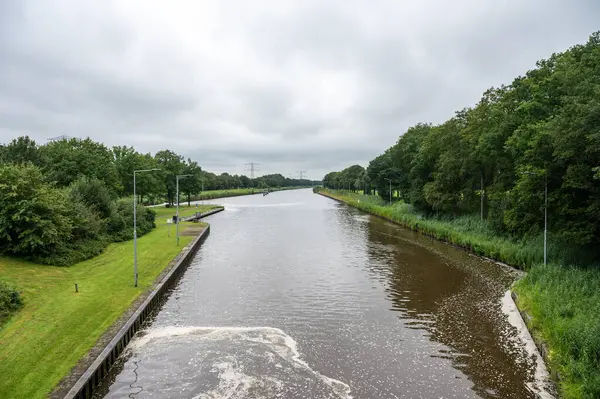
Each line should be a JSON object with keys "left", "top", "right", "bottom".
{"left": 501, "top": 291, "right": 555, "bottom": 399}
{"left": 128, "top": 326, "right": 352, "bottom": 398}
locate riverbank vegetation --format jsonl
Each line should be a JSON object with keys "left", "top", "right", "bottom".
{"left": 319, "top": 32, "right": 600, "bottom": 398}
{"left": 0, "top": 137, "right": 315, "bottom": 264}
{"left": 0, "top": 163, "right": 156, "bottom": 266}
{"left": 514, "top": 265, "right": 600, "bottom": 398}
{"left": 0, "top": 137, "right": 318, "bottom": 206}
{"left": 0, "top": 204, "right": 217, "bottom": 399}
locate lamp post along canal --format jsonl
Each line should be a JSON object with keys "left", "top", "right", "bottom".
{"left": 384, "top": 178, "right": 392, "bottom": 206}
{"left": 521, "top": 171, "right": 548, "bottom": 266}
{"left": 133, "top": 168, "right": 160, "bottom": 287}
{"left": 176, "top": 174, "right": 193, "bottom": 246}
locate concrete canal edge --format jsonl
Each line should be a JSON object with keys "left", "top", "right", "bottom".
{"left": 195, "top": 206, "right": 225, "bottom": 219}
{"left": 61, "top": 208, "right": 224, "bottom": 399}
{"left": 317, "top": 191, "right": 557, "bottom": 397}
{"left": 503, "top": 291, "right": 557, "bottom": 398}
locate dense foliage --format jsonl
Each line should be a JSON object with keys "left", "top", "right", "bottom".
{"left": 0, "top": 164, "right": 155, "bottom": 266}
{"left": 0, "top": 137, "right": 317, "bottom": 206}
{"left": 0, "top": 279, "right": 22, "bottom": 325}
{"left": 324, "top": 32, "right": 600, "bottom": 262}
{"left": 0, "top": 135, "right": 316, "bottom": 264}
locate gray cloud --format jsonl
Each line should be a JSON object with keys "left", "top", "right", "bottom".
{"left": 1, "top": 0, "right": 599, "bottom": 179}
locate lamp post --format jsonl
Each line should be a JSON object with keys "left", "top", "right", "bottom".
{"left": 133, "top": 168, "right": 160, "bottom": 287}
{"left": 176, "top": 174, "right": 193, "bottom": 246}
{"left": 522, "top": 171, "right": 548, "bottom": 265}
{"left": 384, "top": 178, "right": 392, "bottom": 206}
{"left": 200, "top": 178, "right": 204, "bottom": 205}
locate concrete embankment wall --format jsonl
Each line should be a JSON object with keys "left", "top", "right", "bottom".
{"left": 64, "top": 208, "right": 223, "bottom": 399}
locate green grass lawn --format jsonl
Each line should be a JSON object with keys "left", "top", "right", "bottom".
{"left": 0, "top": 204, "right": 220, "bottom": 399}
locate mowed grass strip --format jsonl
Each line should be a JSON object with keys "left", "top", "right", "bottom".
{"left": 0, "top": 204, "right": 220, "bottom": 399}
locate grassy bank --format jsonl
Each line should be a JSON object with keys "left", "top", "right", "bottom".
{"left": 317, "top": 188, "right": 600, "bottom": 398}
{"left": 513, "top": 266, "right": 600, "bottom": 398}
{"left": 0, "top": 204, "right": 220, "bottom": 399}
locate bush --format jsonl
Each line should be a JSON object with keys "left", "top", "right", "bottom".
{"left": 69, "top": 177, "right": 115, "bottom": 219}
{"left": 0, "top": 164, "right": 157, "bottom": 266}
{"left": 0, "top": 280, "right": 22, "bottom": 324}
{"left": 0, "top": 164, "right": 74, "bottom": 258}
{"left": 108, "top": 198, "right": 156, "bottom": 242}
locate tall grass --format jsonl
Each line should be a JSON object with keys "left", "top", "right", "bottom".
{"left": 319, "top": 188, "right": 600, "bottom": 398}
{"left": 514, "top": 265, "right": 600, "bottom": 399}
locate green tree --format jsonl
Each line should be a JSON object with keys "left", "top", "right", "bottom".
{"left": 155, "top": 149, "right": 184, "bottom": 206}
{"left": 0, "top": 136, "right": 41, "bottom": 165}
{"left": 180, "top": 158, "right": 202, "bottom": 205}
{"left": 324, "top": 31, "right": 600, "bottom": 254}
{"left": 113, "top": 146, "right": 162, "bottom": 203}
{"left": 0, "top": 164, "right": 73, "bottom": 258}
{"left": 40, "top": 138, "right": 120, "bottom": 193}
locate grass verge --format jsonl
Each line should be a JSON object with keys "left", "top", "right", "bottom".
{"left": 317, "top": 188, "right": 600, "bottom": 398}
{"left": 0, "top": 204, "right": 220, "bottom": 399}
{"left": 513, "top": 265, "right": 600, "bottom": 399}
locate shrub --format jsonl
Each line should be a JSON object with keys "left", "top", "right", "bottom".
{"left": 0, "top": 280, "right": 22, "bottom": 324}
{"left": 69, "top": 177, "right": 115, "bottom": 219}
{"left": 0, "top": 164, "right": 157, "bottom": 266}
{"left": 0, "top": 164, "right": 74, "bottom": 258}
{"left": 108, "top": 199, "right": 156, "bottom": 242}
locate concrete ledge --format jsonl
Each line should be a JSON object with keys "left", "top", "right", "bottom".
{"left": 503, "top": 291, "right": 556, "bottom": 398}
{"left": 200, "top": 206, "right": 225, "bottom": 218}
{"left": 63, "top": 226, "right": 211, "bottom": 399}
{"left": 511, "top": 291, "right": 557, "bottom": 382}
{"left": 182, "top": 206, "right": 225, "bottom": 222}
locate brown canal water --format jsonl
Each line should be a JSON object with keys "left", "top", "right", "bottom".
{"left": 97, "top": 188, "right": 546, "bottom": 398}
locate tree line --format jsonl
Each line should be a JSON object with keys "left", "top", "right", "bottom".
{"left": 324, "top": 32, "right": 600, "bottom": 259}
{"left": 0, "top": 136, "right": 315, "bottom": 265}
{"left": 0, "top": 136, "right": 316, "bottom": 205}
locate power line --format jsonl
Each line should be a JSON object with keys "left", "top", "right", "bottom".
{"left": 47, "top": 134, "right": 71, "bottom": 142}
{"left": 245, "top": 162, "right": 260, "bottom": 179}
{"left": 297, "top": 170, "right": 307, "bottom": 180}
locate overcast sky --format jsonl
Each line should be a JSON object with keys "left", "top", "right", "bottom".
{"left": 1, "top": 1, "right": 598, "bottom": 179}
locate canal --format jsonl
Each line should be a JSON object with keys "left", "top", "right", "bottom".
{"left": 98, "top": 188, "right": 548, "bottom": 398}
